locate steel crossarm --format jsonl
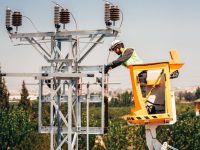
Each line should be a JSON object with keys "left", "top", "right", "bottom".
{"left": 9, "top": 28, "right": 119, "bottom": 39}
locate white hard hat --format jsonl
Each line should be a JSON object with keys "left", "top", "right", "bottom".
{"left": 109, "top": 40, "right": 123, "bottom": 51}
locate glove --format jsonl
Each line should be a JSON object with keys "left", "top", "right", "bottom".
{"left": 104, "top": 64, "right": 112, "bottom": 74}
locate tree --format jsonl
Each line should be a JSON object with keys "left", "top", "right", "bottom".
{"left": 14, "top": 132, "right": 50, "bottom": 150}
{"left": 195, "top": 86, "right": 200, "bottom": 99}
{"left": 0, "top": 108, "right": 33, "bottom": 149}
{"left": 0, "top": 75, "right": 10, "bottom": 110}
{"left": 120, "top": 91, "right": 132, "bottom": 106}
{"left": 183, "top": 91, "right": 194, "bottom": 101}
{"left": 109, "top": 97, "right": 119, "bottom": 107}
{"left": 109, "top": 91, "right": 133, "bottom": 107}
{"left": 18, "top": 80, "right": 31, "bottom": 110}
{"left": 177, "top": 91, "right": 184, "bottom": 101}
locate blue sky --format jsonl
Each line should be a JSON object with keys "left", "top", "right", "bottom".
{"left": 0, "top": 0, "right": 200, "bottom": 91}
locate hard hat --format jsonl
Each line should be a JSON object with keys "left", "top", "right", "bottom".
{"left": 109, "top": 40, "right": 123, "bottom": 51}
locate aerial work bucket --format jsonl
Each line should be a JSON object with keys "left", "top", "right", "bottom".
{"left": 126, "top": 50, "right": 184, "bottom": 124}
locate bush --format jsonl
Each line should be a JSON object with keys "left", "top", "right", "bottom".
{"left": 157, "top": 111, "right": 200, "bottom": 150}
{"left": 0, "top": 108, "right": 32, "bottom": 149}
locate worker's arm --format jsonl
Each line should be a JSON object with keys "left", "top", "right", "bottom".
{"left": 109, "top": 48, "right": 133, "bottom": 69}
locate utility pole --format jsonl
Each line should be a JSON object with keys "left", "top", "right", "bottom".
{"left": 4, "top": 1, "right": 121, "bottom": 149}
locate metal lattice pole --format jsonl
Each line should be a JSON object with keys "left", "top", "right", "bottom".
{"left": 4, "top": 28, "right": 119, "bottom": 150}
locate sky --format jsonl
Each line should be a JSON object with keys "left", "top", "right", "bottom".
{"left": 0, "top": 0, "right": 200, "bottom": 92}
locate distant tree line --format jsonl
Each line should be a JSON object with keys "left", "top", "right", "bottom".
{"left": 176, "top": 86, "right": 200, "bottom": 101}
{"left": 109, "top": 86, "right": 200, "bottom": 107}
{"left": 109, "top": 91, "right": 133, "bottom": 107}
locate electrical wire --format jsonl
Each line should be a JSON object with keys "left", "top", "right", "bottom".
{"left": 22, "top": 15, "right": 51, "bottom": 54}
{"left": 22, "top": 16, "right": 40, "bottom": 32}
{"left": 106, "top": 51, "right": 111, "bottom": 63}
{"left": 70, "top": 12, "right": 80, "bottom": 60}
{"left": 52, "top": 1, "right": 64, "bottom": 9}
{"left": 70, "top": 12, "right": 78, "bottom": 30}
{"left": 103, "top": 1, "right": 124, "bottom": 91}
{"left": 119, "top": 8, "right": 124, "bottom": 30}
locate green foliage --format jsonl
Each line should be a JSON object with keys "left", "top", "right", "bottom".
{"left": 108, "top": 107, "right": 131, "bottom": 120}
{"left": 177, "top": 91, "right": 184, "bottom": 101}
{"left": 195, "top": 86, "right": 200, "bottom": 99}
{"left": 176, "top": 103, "right": 194, "bottom": 114}
{"left": 89, "top": 106, "right": 146, "bottom": 150}
{"left": 14, "top": 132, "right": 50, "bottom": 150}
{"left": 0, "top": 76, "right": 10, "bottom": 110}
{"left": 78, "top": 106, "right": 100, "bottom": 149}
{"left": 97, "top": 121, "right": 147, "bottom": 150}
{"left": 109, "top": 91, "right": 133, "bottom": 107}
{"left": 176, "top": 86, "right": 200, "bottom": 101}
{"left": 105, "top": 121, "right": 129, "bottom": 149}
{"left": 184, "top": 91, "right": 195, "bottom": 101}
{"left": 90, "top": 103, "right": 200, "bottom": 150}
{"left": 18, "top": 80, "right": 31, "bottom": 110}
{"left": 1, "top": 96, "right": 200, "bottom": 149}
{"left": 14, "top": 101, "right": 50, "bottom": 150}
{"left": 157, "top": 111, "right": 200, "bottom": 149}
{"left": 0, "top": 108, "right": 33, "bottom": 149}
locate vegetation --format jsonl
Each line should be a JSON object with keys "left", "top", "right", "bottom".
{"left": 0, "top": 76, "right": 10, "bottom": 110}
{"left": 1, "top": 79, "right": 200, "bottom": 149}
{"left": 18, "top": 80, "right": 31, "bottom": 111}
{"left": 195, "top": 87, "right": 200, "bottom": 99}
{"left": 157, "top": 111, "right": 200, "bottom": 150}
{"left": 0, "top": 108, "right": 33, "bottom": 149}
{"left": 176, "top": 86, "right": 200, "bottom": 101}
{"left": 1, "top": 101, "right": 200, "bottom": 149}
{"left": 109, "top": 91, "right": 133, "bottom": 107}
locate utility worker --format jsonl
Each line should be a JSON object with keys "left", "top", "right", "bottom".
{"left": 104, "top": 40, "right": 147, "bottom": 97}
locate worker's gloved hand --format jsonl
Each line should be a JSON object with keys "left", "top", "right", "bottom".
{"left": 104, "top": 64, "right": 111, "bottom": 74}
